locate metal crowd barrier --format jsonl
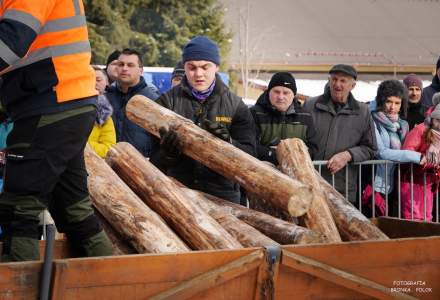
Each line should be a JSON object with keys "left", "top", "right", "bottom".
{"left": 313, "top": 160, "right": 440, "bottom": 223}
{"left": 37, "top": 160, "right": 438, "bottom": 241}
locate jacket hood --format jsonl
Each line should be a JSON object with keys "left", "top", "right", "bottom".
{"left": 96, "top": 94, "right": 113, "bottom": 126}
{"left": 255, "top": 90, "right": 297, "bottom": 115}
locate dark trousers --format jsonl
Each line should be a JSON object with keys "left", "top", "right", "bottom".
{"left": 0, "top": 106, "right": 111, "bottom": 261}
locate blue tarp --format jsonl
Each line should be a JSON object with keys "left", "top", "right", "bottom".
{"left": 143, "top": 71, "right": 230, "bottom": 94}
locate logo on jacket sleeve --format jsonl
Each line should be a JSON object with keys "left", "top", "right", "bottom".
{"left": 215, "top": 116, "right": 232, "bottom": 123}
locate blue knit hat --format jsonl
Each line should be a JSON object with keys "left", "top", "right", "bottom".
{"left": 182, "top": 36, "right": 220, "bottom": 65}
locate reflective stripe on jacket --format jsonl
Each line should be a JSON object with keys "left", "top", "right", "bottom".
{"left": 0, "top": 0, "right": 97, "bottom": 119}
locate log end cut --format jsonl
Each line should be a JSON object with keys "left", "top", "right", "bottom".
{"left": 287, "top": 187, "right": 313, "bottom": 217}
{"left": 294, "top": 231, "right": 326, "bottom": 245}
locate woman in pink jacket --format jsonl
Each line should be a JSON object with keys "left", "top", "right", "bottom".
{"left": 401, "top": 103, "right": 440, "bottom": 221}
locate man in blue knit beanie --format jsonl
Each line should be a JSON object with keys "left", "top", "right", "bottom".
{"left": 151, "top": 36, "right": 256, "bottom": 204}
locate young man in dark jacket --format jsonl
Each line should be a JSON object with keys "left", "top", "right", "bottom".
{"left": 151, "top": 36, "right": 256, "bottom": 203}
{"left": 303, "top": 64, "right": 377, "bottom": 204}
{"left": 251, "top": 72, "right": 318, "bottom": 164}
{"left": 105, "top": 48, "right": 160, "bottom": 157}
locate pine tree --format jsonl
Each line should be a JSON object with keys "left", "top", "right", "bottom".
{"left": 84, "top": 0, "right": 232, "bottom": 68}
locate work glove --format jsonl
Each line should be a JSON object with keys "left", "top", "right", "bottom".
{"left": 203, "top": 119, "right": 231, "bottom": 142}
{"left": 159, "top": 127, "right": 181, "bottom": 163}
{"left": 267, "top": 137, "right": 280, "bottom": 148}
{"left": 264, "top": 137, "right": 281, "bottom": 164}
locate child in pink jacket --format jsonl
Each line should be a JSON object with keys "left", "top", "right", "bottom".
{"left": 401, "top": 104, "right": 440, "bottom": 221}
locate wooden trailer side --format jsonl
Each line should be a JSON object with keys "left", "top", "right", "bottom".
{"left": 50, "top": 247, "right": 279, "bottom": 300}
{"left": 277, "top": 237, "right": 440, "bottom": 300}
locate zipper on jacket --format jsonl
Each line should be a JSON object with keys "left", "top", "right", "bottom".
{"left": 323, "top": 116, "right": 337, "bottom": 159}
{"left": 121, "top": 93, "right": 128, "bottom": 139}
{"left": 195, "top": 101, "right": 208, "bottom": 127}
{"left": 281, "top": 112, "right": 287, "bottom": 139}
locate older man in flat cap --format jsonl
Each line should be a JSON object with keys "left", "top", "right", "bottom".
{"left": 303, "top": 64, "right": 377, "bottom": 204}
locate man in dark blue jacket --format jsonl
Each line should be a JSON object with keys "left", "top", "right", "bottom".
{"left": 105, "top": 48, "right": 160, "bottom": 157}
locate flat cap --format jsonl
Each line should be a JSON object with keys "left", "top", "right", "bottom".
{"left": 329, "top": 64, "right": 357, "bottom": 80}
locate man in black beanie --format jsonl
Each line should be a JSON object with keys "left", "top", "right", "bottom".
{"left": 420, "top": 56, "right": 440, "bottom": 108}
{"left": 171, "top": 61, "right": 185, "bottom": 87}
{"left": 105, "top": 50, "right": 121, "bottom": 85}
{"left": 250, "top": 72, "right": 318, "bottom": 164}
{"left": 150, "top": 36, "right": 256, "bottom": 204}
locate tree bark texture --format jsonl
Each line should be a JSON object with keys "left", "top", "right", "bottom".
{"left": 180, "top": 187, "right": 279, "bottom": 248}
{"left": 125, "top": 95, "right": 313, "bottom": 217}
{"left": 84, "top": 146, "right": 190, "bottom": 253}
{"left": 277, "top": 139, "right": 342, "bottom": 243}
{"left": 106, "top": 142, "right": 243, "bottom": 250}
{"left": 316, "top": 173, "right": 389, "bottom": 241}
{"left": 248, "top": 192, "right": 297, "bottom": 223}
{"left": 189, "top": 191, "right": 325, "bottom": 245}
{"left": 94, "top": 209, "right": 137, "bottom": 255}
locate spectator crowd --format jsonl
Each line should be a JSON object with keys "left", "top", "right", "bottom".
{"left": 2, "top": 1, "right": 438, "bottom": 264}
{"left": 2, "top": 36, "right": 440, "bottom": 225}
{"left": 77, "top": 37, "right": 440, "bottom": 223}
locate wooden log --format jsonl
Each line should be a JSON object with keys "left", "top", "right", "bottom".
{"left": 316, "top": 173, "right": 389, "bottom": 241}
{"left": 180, "top": 187, "right": 279, "bottom": 248}
{"left": 187, "top": 190, "right": 324, "bottom": 245}
{"left": 94, "top": 209, "right": 137, "bottom": 255}
{"left": 106, "top": 142, "right": 243, "bottom": 250}
{"left": 248, "top": 192, "right": 296, "bottom": 223}
{"left": 125, "top": 95, "right": 312, "bottom": 217}
{"left": 277, "top": 139, "right": 342, "bottom": 243}
{"left": 84, "top": 145, "right": 190, "bottom": 253}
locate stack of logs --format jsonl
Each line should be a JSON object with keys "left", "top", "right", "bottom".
{"left": 84, "top": 95, "right": 388, "bottom": 255}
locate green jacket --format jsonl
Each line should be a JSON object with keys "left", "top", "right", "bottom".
{"left": 250, "top": 91, "right": 318, "bottom": 164}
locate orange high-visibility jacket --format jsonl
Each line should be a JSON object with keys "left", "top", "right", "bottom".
{"left": 0, "top": 0, "right": 97, "bottom": 119}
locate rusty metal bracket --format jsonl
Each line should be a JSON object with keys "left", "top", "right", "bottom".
{"left": 255, "top": 245, "right": 281, "bottom": 300}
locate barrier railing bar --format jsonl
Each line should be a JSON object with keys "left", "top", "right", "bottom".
{"left": 312, "top": 160, "right": 439, "bottom": 223}
{"left": 423, "top": 172, "right": 427, "bottom": 222}
{"left": 410, "top": 163, "right": 414, "bottom": 221}
{"left": 385, "top": 162, "right": 388, "bottom": 217}
{"left": 372, "top": 164, "right": 375, "bottom": 217}
{"left": 398, "top": 164, "right": 401, "bottom": 218}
